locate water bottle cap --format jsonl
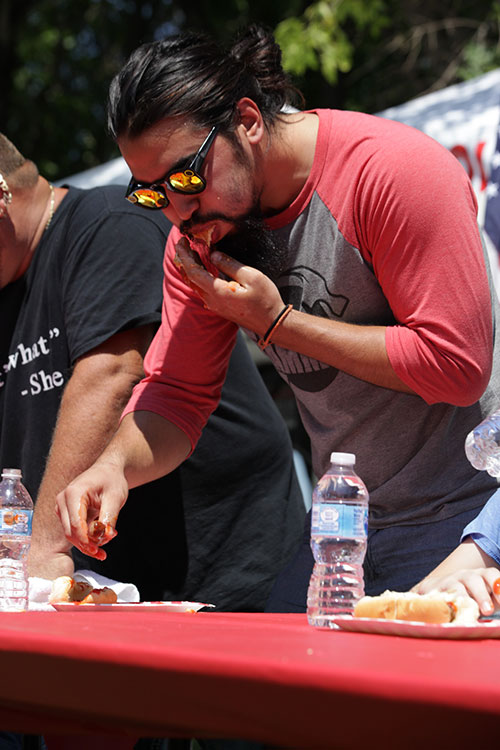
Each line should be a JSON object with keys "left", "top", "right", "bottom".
{"left": 1, "top": 468, "right": 22, "bottom": 479}
{"left": 329, "top": 452, "right": 356, "bottom": 465}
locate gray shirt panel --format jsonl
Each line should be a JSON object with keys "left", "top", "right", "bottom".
{"left": 245, "top": 192, "right": 500, "bottom": 528}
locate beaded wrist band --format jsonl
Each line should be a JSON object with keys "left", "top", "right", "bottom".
{"left": 258, "top": 304, "right": 293, "bottom": 350}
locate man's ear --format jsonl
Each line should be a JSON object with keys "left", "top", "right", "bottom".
{"left": 235, "top": 97, "right": 265, "bottom": 145}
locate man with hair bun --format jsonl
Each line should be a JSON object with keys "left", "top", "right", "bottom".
{"left": 56, "top": 23, "right": 500, "bottom": 614}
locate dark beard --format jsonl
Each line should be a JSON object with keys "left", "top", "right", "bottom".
{"left": 215, "top": 216, "right": 289, "bottom": 282}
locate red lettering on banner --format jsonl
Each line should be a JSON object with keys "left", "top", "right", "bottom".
{"left": 476, "top": 141, "right": 488, "bottom": 191}
{"left": 451, "top": 145, "right": 472, "bottom": 178}
{"left": 450, "top": 142, "right": 488, "bottom": 191}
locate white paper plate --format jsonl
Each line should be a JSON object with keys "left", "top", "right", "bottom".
{"left": 332, "top": 615, "right": 500, "bottom": 639}
{"left": 52, "top": 601, "right": 215, "bottom": 613}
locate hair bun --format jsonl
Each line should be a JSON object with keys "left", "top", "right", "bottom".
{"left": 230, "top": 24, "right": 303, "bottom": 114}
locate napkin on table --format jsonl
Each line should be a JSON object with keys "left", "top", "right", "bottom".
{"left": 28, "top": 569, "right": 140, "bottom": 611}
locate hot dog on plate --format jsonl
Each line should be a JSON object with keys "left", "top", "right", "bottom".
{"left": 49, "top": 575, "right": 117, "bottom": 605}
{"left": 353, "top": 589, "right": 480, "bottom": 624}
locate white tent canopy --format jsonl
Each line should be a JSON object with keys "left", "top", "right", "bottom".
{"left": 377, "top": 68, "right": 500, "bottom": 293}
{"left": 59, "top": 154, "right": 131, "bottom": 188}
{"left": 377, "top": 68, "right": 500, "bottom": 226}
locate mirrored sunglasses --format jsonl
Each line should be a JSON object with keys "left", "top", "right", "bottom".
{"left": 126, "top": 125, "right": 219, "bottom": 210}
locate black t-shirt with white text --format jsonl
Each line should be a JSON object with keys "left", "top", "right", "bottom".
{"left": 0, "top": 185, "right": 166, "bottom": 495}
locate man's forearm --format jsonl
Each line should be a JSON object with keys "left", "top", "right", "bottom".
{"left": 273, "top": 309, "right": 414, "bottom": 393}
{"left": 28, "top": 369, "right": 138, "bottom": 577}
{"left": 28, "top": 327, "right": 156, "bottom": 578}
{"left": 29, "top": 406, "right": 125, "bottom": 577}
{"left": 95, "top": 410, "right": 192, "bottom": 489}
{"left": 419, "top": 538, "right": 497, "bottom": 582}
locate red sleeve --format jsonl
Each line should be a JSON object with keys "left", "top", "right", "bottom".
{"left": 122, "top": 227, "right": 238, "bottom": 451}
{"left": 354, "top": 123, "right": 493, "bottom": 406}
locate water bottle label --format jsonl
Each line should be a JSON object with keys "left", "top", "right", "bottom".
{"left": 311, "top": 502, "right": 367, "bottom": 538}
{"left": 0, "top": 509, "right": 32, "bottom": 535}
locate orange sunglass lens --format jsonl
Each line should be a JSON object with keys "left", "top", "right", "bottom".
{"left": 168, "top": 170, "right": 204, "bottom": 192}
{"left": 131, "top": 189, "right": 167, "bottom": 208}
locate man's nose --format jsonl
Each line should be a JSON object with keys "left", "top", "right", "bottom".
{"left": 165, "top": 193, "right": 200, "bottom": 223}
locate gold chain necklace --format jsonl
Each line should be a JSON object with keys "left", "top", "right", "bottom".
{"left": 44, "top": 184, "right": 55, "bottom": 232}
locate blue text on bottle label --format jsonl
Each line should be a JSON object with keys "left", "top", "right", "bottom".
{"left": 311, "top": 503, "right": 367, "bottom": 538}
{"left": 0, "top": 509, "right": 33, "bottom": 536}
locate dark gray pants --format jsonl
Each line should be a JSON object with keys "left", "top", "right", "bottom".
{"left": 265, "top": 505, "right": 483, "bottom": 612}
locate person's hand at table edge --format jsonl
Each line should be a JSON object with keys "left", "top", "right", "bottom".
{"left": 412, "top": 537, "right": 500, "bottom": 616}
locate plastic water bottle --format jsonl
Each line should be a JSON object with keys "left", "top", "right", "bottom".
{"left": 0, "top": 468, "right": 33, "bottom": 611}
{"left": 307, "top": 452, "right": 369, "bottom": 627}
{"left": 465, "top": 411, "right": 500, "bottom": 477}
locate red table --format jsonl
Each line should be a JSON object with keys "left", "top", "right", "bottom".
{"left": 0, "top": 611, "right": 499, "bottom": 749}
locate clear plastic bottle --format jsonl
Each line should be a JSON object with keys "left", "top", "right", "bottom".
{"left": 465, "top": 410, "right": 500, "bottom": 477}
{"left": 0, "top": 468, "right": 33, "bottom": 611}
{"left": 307, "top": 452, "right": 369, "bottom": 628}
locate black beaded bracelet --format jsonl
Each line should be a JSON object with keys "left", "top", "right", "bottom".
{"left": 258, "top": 304, "right": 293, "bottom": 350}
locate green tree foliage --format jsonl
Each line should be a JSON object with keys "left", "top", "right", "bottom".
{"left": 275, "top": 0, "right": 390, "bottom": 84}
{"left": 1, "top": 0, "right": 499, "bottom": 180}
{"left": 276, "top": 0, "right": 500, "bottom": 112}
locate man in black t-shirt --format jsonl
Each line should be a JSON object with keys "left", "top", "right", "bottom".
{"left": 0, "top": 132, "right": 305, "bottom": 611}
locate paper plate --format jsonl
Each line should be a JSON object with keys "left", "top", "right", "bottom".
{"left": 52, "top": 601, "right": 215, "bottom": 613}
{"left": 332, "top": 615, "right": 500, "bottom": 639}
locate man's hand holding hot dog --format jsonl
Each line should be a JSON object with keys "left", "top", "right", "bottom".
{"left": 55, "top": 411, "right": 191, "bottom": 559}
{"left": 55, "top": 459, "right": 126, "bottom": 560}
{"left": 175, "top": 237, "right": 285, "bottom": 332}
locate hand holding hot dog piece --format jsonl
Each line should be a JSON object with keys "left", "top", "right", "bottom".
{"left": 174, "top": 237, "right": 286, "bottom": 335}
{"left": 55, "top": 461, "right": 127, "bottom": 560}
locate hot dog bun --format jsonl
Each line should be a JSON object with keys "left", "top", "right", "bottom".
{"left": 49, "top": 576, "right": 117, "bottom": 605}
{"left": 49, "top": 576, "right": 93, "bottom": 604}
{"left": 354, "top": 589, "right": 479, "bottom": 624}
{"left": 80, "top": 586, "right": 117, "bottom": 604}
